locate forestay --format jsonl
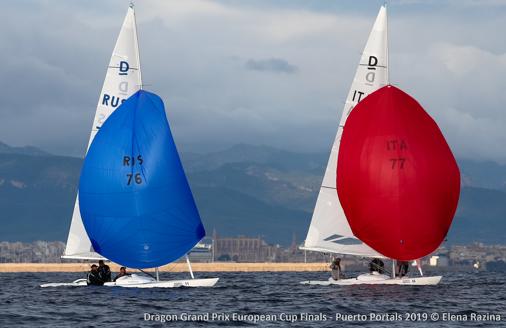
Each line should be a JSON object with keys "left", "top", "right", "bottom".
{"left": 303, "top": 6, "right": 388, "bottom": 257}
{"left": 63, "top": 6, "right": 142, "bottom": 260}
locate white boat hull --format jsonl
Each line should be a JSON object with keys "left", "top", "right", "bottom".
{"left": 105, "top": 276, "right": 219, "bottom": 288}
{"left": 40, "top": 274, "right": 219, "bottom": 288}
{"left": 301, "top": 273, "right": 442, "bottom": 286}
{"left": 40, "top": 278, "right": 88, "bottom": 288}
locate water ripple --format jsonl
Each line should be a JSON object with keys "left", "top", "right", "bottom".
{"left": 0, "top": 271, "right": 504, "bottom": 327}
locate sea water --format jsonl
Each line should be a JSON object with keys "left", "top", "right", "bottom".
{"left": 1, "top": 271, "right": 504, "bottom": 327}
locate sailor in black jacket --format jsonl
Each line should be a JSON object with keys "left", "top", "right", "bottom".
{"left": 87, "top": 264, "right": 104, "bottom": 286}
{"left": 98, "top": 260, "right": 112, "bottom": 282}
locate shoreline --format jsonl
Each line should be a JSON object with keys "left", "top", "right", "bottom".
{"left": 0, "top": 262, "right": 329, "bottom": 273}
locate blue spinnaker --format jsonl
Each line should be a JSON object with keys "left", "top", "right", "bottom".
{"left": 79, "top": 90, "right": 205, "bottom": 269}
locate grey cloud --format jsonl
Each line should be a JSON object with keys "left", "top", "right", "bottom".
{"left": 0, "top": 0, "right": 504, "bottom": 164}
{"left": 245, "top": 58, "right": 298, "bottom": 74}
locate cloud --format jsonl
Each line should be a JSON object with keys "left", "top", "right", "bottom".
{"left": 393, "top": 0, "right": 506, "bottom": 7}
{"left": 430, "top": 43, "right": 506, "bottom": 77}
{"left": 0, "top": 0, "right": 504, "bottom": 164}
{"left": 245, "top": 58, "right": 298, "bottom": 74}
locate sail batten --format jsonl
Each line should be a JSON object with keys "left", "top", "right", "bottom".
{"left": 303, "top": 6, "right": 388, "bottom": 257}
{"left": 63, "top": 6, "right": 142, "bottom": 259}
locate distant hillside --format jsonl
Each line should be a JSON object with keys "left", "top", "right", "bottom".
{"left": 0, "top": 141, "right": 504, "bottom": 245}
{"left": 452, "top": 187, "right": 506, "bottom": 244}
{"left": 458, "top": 160, "right": 506, "bottom": 191}
{"left": 0, "top": 141, "right": 50, "bottom": 156}
{"left": 0, "top": 152, "right": 80, "bottom": 241}
{"left": 184, "top": 144, "right": 327, "bottom": 174}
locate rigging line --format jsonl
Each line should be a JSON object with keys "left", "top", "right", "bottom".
{"left": 132, "top": 5, "right": 143, "bottom": 89}
{"left": 164, "top": 262, "right": 178, "bottom": 273}
{"left": 139, "top": 268, "right": 156, "bottom": 279}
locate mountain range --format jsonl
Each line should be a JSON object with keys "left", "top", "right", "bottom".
{"left": 0, "top": 141, "right": 505, "bottom": 245}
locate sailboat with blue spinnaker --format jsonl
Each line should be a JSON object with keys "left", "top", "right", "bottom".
{"left": 41, "top": 5, "right": 218, "bottom": 288}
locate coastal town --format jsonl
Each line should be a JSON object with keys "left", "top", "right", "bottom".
{"left": 1, "top": 233, "right": 505, "bottom": 272}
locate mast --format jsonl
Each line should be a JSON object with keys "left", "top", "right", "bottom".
{"left": 385, "top": 2, "right": 389, "bottom": 85}
{"left": 131, "top": 2, "right": 143, "bottom": 90}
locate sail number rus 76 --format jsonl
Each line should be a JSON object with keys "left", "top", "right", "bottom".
{"left": 123, "top": 155, "right": 144, "bottom": 185}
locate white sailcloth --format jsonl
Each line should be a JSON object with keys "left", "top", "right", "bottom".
{"left": 303, "top": 6, "right": 388, "bottom": 257}
{"left": 63, "top": 6, "right": 142, "bottom": 260}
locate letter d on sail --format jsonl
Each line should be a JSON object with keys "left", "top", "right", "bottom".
{"left": 119, "top": 61, "right": 130, "bottom": 75}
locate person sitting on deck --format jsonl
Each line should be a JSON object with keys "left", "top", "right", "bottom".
{"left": 98, "top": 260, "right": 112, "bottom": 282}
{"left": 369, "top": 258, "right": 385, "bottom": 274}
{"left": 114, "top": 267, "right": 130, "bottom": 282}
{"left": 396, "top": 261, "right": 410, "bottom": 277}
{"left": 329, "top": 257, "right": 344, "bottom": 281}
{"left": 87, "top": 264, "right": 104, "bottom": 286}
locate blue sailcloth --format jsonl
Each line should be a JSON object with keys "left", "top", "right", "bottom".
{"left": 79, "top": 90, "right": 205, "bottom": 269}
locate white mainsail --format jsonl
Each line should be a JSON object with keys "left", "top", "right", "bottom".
{"left": 63, "top": 5, "right": 142, "bottom": 260}
{"left": 302, "top": 6, "right": 388, "bottom": 257}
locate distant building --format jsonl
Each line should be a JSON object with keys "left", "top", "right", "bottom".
{"left": 429, "top": 255, "right": 449, "bottom": 267}
{"left": 213, "top": 235, "right": 279, "bottom": 262}
{"left": 188, "top": 240, "right": 213, "bottom": 262}
{"left": 1, "top": 239, "right": 506, "bottom": 269}
{"left": 211, "top": 232, "right": 348, "bottom": 263}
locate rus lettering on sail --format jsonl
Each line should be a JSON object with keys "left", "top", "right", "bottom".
{"left": 123, "top": 154, "right": 144, "bottom": 185}
{"left": 123, "top": 155, "right": 144, "bottom": 166}
{"left": 101, "top": 94, "right": 124, "bottom": 108}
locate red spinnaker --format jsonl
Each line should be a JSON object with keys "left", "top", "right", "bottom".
{"left": 337, "top": 85, "right": 460, "bottom": 261}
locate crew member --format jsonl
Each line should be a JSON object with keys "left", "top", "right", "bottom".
{"left": 114, "top": 267, "right": 130, "bottom": 282}
{"left": 369, "top": 258, "right": 385, "bottom": 274}
{"left": 87, "top": 264, "right": 104, "bottom": 286}
{"left": 98, "top": 260, "right": 112, "bottom": 282}
{"left": 330, "top": 257, "right": 343, "bottom": 281}
{"left": 396, "top": 261, "right": 409, "bottom": 277}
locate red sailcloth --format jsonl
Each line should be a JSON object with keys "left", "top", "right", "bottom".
{"left": 337, "top": 85, "right": 460, "bottom": 261}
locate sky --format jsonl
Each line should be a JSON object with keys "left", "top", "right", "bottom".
{"left": 0, "top": 0, "right": 505, "bottom": 162}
